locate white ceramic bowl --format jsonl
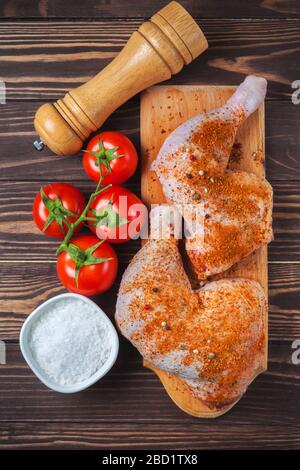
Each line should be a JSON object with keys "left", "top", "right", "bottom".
{"left": 19, "top": 293, "right": 119, "bottom": 393}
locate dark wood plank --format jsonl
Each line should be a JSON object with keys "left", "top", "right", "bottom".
{"left": 0, "top": 0, "right": 299, "bottom": 19}
{"left": 0, "top": 98, "right": 140, "bottom": 180}
{"left": 266, "top": 102, "right": 300, "bottom": 180}
{"left": 0, "top": 422, "right": 299, "bottom": 450}
{"left": 0, "top": 100, "right": 299, "bottom": 181}
{"left": 0, "top": 341, "right": 299, "bottom": 427}
{"left": 0, "top": 20, "right": 298, "bottom": 100}
{"left": 268, "top": 262, "right": 300, "bottom": 340}
{"left": 0, "top": 180, "right": 298, "bottom": 262}
{"left": 0, "top": 260, "right": 126, "bottom": 338}
{"left": 0, "top": 7, "right": 298, "bottom": 449}
{"left": 0, "top": 260, "right": 299, "bottom": 341}
{"left": 271, "top": 181, "right": 300, "bottom": 261}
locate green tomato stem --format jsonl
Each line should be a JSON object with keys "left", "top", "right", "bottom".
{"left": 56, "top": 168, "right": 110, "bottom": 256}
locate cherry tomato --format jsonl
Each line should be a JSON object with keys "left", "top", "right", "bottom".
{"left": 57, "top": 234, "right": 118, "bottom": 296}
{"left": 33, "top": 182, "right": 86, "bottom": 238}
{"left": 87, "top": 185, "right": 147, "bottom": 244}
{"left": 82, "top": 131, "right": 138, "bottom": 185}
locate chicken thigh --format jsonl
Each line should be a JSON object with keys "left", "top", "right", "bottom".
{"left": 152, "top": 75, "right": 273, "bottom": 279}
{"left": 116, "top": 223, "right": 267, "bottom": 410}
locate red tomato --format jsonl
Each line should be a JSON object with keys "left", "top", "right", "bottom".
{"left": 87, "top": 185, "right": 147, "bottom": 244}
{"left": 82, "top": 131, "right": 138, "bottom": 185}
{"left": 33, "top": 183, "right": 86, "bottom": 238}
{"left": 57, "top": 234, "right": 118, "bottom": 296}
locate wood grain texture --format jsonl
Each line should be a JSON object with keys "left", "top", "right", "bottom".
{"left": 0, "top": 261, "right": 299, "bottom": 341}
{"left": 0, "top": 0, "right": 299, "bottom": 19}
{"left": 0, "top": 421, "right": 300, "bottom": 449}
{"left": 0, "top": 341, "right": 299, "bottom": 427}
{"left": 0, "top": 20, "right": 299, "bottom": 100}
{"left": 0, "top": 1, "right": 299, "bottom": 449}
{"left": 0, "top": 180, "right": 299, "bottom": 263}
{"left": 0, "top": 100, "right": 299, "bottom": 182}
{"left": 0, "top": 99, "right": 140, "bottom": 180}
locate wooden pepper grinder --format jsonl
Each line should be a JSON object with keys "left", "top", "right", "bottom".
{"left": 34, "top": 1, "right": 208, "bottom": 156}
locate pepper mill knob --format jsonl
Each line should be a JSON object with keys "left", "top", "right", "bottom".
{"left": 34, "top": 1, "right": 208, "bottom": 156}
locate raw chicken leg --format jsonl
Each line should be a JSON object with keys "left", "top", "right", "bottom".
{"left": 116, "top": 214, "right": 266, "bottom": 409}
{"left": 152, "top": 75, "right": 273, "bottom": 279}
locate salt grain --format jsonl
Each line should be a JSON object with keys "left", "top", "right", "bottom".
{"left": 28, "top": 298, "right": 112, "bottom": 386}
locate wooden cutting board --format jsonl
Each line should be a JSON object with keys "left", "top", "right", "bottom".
{"left": 140, "top": 85, "right": 268, "bottom": 418}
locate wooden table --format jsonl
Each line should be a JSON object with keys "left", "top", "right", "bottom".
{"left": 0, "top": 0, "right": 299, "bottom": 450}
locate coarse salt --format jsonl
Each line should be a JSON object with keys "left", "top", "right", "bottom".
{"left": 28, "top": 298, "right": 112, "bottom": 386}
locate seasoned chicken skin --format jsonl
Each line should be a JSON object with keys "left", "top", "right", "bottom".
{"left": 186, "top": 170, "right": 273, "bottom": 278}
{"left": 152, "top": 75, "right": 273, "bottom": 279}
{"left": 116, "top": 236, "right": 266, "bottom": 410}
